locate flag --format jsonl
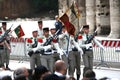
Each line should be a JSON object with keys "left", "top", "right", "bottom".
{"left": 70, "top": 3, "right": 77, "bottom": 18}
{"left": 60, "top": 13, "right": 70, "bottom": 29}
{"left": 70, "top": 1, "right": 80, "bottom": 18}
{"left": 59, "top": 13, "right": 69, "bottom": 23}
{"left": 14, "top": 25, "right": 25, "bottom": 38}
{"left": 60, "top": 13, "right": 75, "bottom": 35}
{"left": 65, "top": 22, "right": 75, "bottom": 36}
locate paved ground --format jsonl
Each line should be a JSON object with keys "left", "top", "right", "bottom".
{"left": 0, "top": 60, "right": 119, "bottom": 80}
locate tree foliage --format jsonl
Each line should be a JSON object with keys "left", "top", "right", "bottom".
{"left": 30, "top": 0, "right": 58, "bottom": 12}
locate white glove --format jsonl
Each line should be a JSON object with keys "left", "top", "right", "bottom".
{"left": 43, "top": 45, "right": 52, "bottom": 51}
{"left": 32, "top": 48, "right": 38, "bottom": 52}
{"left": 85, "top": 43, "right": 92, "bottom": 49}
{"left": 78, "top": 48, "right": 83, "bottom": 55}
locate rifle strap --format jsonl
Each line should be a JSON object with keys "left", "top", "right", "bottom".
{"left": 86, "top": 34, "right": 89, "bottom": 40}
{"left": 34, "top": 38, "right": 38, "bottom": 46}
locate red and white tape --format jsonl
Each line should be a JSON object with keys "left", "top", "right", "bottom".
{"left": 10, "top": 37, "right": 25, "bottom": 42}
{"left": 102, "top": 40, "right": 120, "bottom": 47}
{"left": 93, "top": 40, "right": 120, "bottom": 47}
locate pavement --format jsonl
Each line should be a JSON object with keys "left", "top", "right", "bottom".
{"left": 0, "top": 60, "right": 120, "bottom": 80}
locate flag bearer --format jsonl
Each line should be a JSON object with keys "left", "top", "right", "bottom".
{"left": 59, "top": 26, "right": 83, "bottom": 79}
{"left": 58, "top": 26, "right": 69, "bottom": 69}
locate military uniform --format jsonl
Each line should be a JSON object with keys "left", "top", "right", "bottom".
{"left": 27, "top": 36, "right": 41, "bottom": 70}
{"left": 0, "top": 22, "right": 11, "bottom": 69}
{"left": 49, "top": 26, "right": 61, "bottom": 62}
{"left": 78, "top": 25, "right": 93, "bottom": 76}
{"left": 0, "top": 43, "right": 4, "bottom": 68}
{"left": 38, "top": 29, "right": 43, "bottom": 38}
{"left": 59, "top": 31, "right": 83, "bottom": 79}
{"left": 3, "top": 35, "right": 11, "bottom": 69}
{"left": 68, "top": 35, "right": 83, "bottom": 78}
{"left": 51, "top": 37, "right": 61, "bottom": 62}
{"left": 0, "top": 27, "right": 5, "bottom": 68}
{"left": 37, "top": 20, "right": 43, "bottom": 37}
{"left": 40, "top": 35, "right": 55, "bottom": 73}
{"left": 59, "top": 31, "right": 69, "bottom": 68}
{"left": 38, "top": 27, "right": 54, "bottom": 73}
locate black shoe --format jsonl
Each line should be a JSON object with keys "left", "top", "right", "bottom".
{"left": 5, "top": 67, "right": 11, "bottom": 70}
{"left": 77, "top": 74, "right": 80, "bottom": 80}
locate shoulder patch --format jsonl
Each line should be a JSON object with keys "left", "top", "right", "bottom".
{"left": 26, "top": 38, "right": 32, "bottom": 43}
{"left": 38, "top": 38, "right": 43, "bottom": 43}
{"left": 78, "top": 34, "right": 82, "bottom": 39}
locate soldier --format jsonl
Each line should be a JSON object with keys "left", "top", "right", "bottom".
{"left": 0, "top": 22, "right": 11, "bottom": 70}
{"left": 59, "top": 26, "right": 83, "bottom": 79}
{"left": 0, "top": 32, "right": 5, "bottom": 69}
{"left": 27, "top": 29, "right": 41, "bottom": 70}
{"left": 70, "top": 39, "right": 82, "bottom": 80}
{"left": 49, "top": 26, "right": 60, "bottom": 61}
{"left": 37, "top": 20, "right": 43, "bottom": 37}
{"left": 78, "top": 25, "right": 94, "bottom": 76}
{"left": 58, "top": 26, "right": 69, "bottom": 69}
{"left": 40, "top": 27, "right": 55, "bottom": 73}
{"left": 67, "top": 34, "right": 83, "bottom": 80}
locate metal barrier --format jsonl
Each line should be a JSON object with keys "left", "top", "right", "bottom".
{"left": 10, "top": 37, "right": 28, "bottom": 62}
{"left": 10, "top": 37, "right": 120, "bottom": 64}
{"left": 93, "top": 38, "right": 120, "bottom": 63}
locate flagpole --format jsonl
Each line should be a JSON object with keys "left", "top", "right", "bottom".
{"left": 10, "top": 24, "right": 21, "bottom": 33}
{"left": 78, "top": 17, "right": 80, "bottom": 32}
{"left": 66, "top": 34, "right": 70, "bottom": 56}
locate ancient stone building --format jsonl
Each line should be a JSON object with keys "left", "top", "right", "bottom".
{"left": 58, "top": 0, "right": 120, "bottom": 38}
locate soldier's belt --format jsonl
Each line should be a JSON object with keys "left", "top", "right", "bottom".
{"left": 42, "top": 52, "right": 52, "bottom": 55}
{"left": 82, "top": 48, "right": 93, "bottom": 52}
{"left": 85, "top": 49, "right": 92, "bottom": 51}
{"left": 42, "top": 54, "right": 52, "bottom": 55}
{"left": 72, "top": 47, "right": 78, "bottom": 51}
{"left": 45, "top": 49, "right": 52, "bottom": 52}
{"left": 34, "top": 49, "right": 44, "bottom": 54}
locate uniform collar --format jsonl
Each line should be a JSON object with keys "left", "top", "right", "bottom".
{"left": 54, "top": 71, "right": 64, "bottom": 77}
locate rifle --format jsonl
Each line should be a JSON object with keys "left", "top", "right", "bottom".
{"left": 0, "top": 24, "right": 13, "bottom": 43}
{"left": 85, "top": 29, "right": 98, "bottom": 44}
{"left": 43, "top": 29, "right": 60, "bottom": 46}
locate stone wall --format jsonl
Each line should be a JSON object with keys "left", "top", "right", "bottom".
{"left": 58, "top": 0, "right": 120, "bottom": 38}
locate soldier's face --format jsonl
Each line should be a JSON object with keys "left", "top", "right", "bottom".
{"left": 32, "top": 32, "right": 38, "bottom": 37}
{"left": 44, "top": 31, "right": 49, "bottom": 37}
{"left": 2, "top": 25, "right": 6, "bottom": 30}
{"left": 50, "top": 29, "right": 56, "bottom": 34}
{"left": 38, "top": 23, "right": 42, "bottom": 29}
{"left": 62, "top": 28, "right": 66, "bottom": 33}
{"left": 84, "top": 28, "right": 89, "bottom": 34}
